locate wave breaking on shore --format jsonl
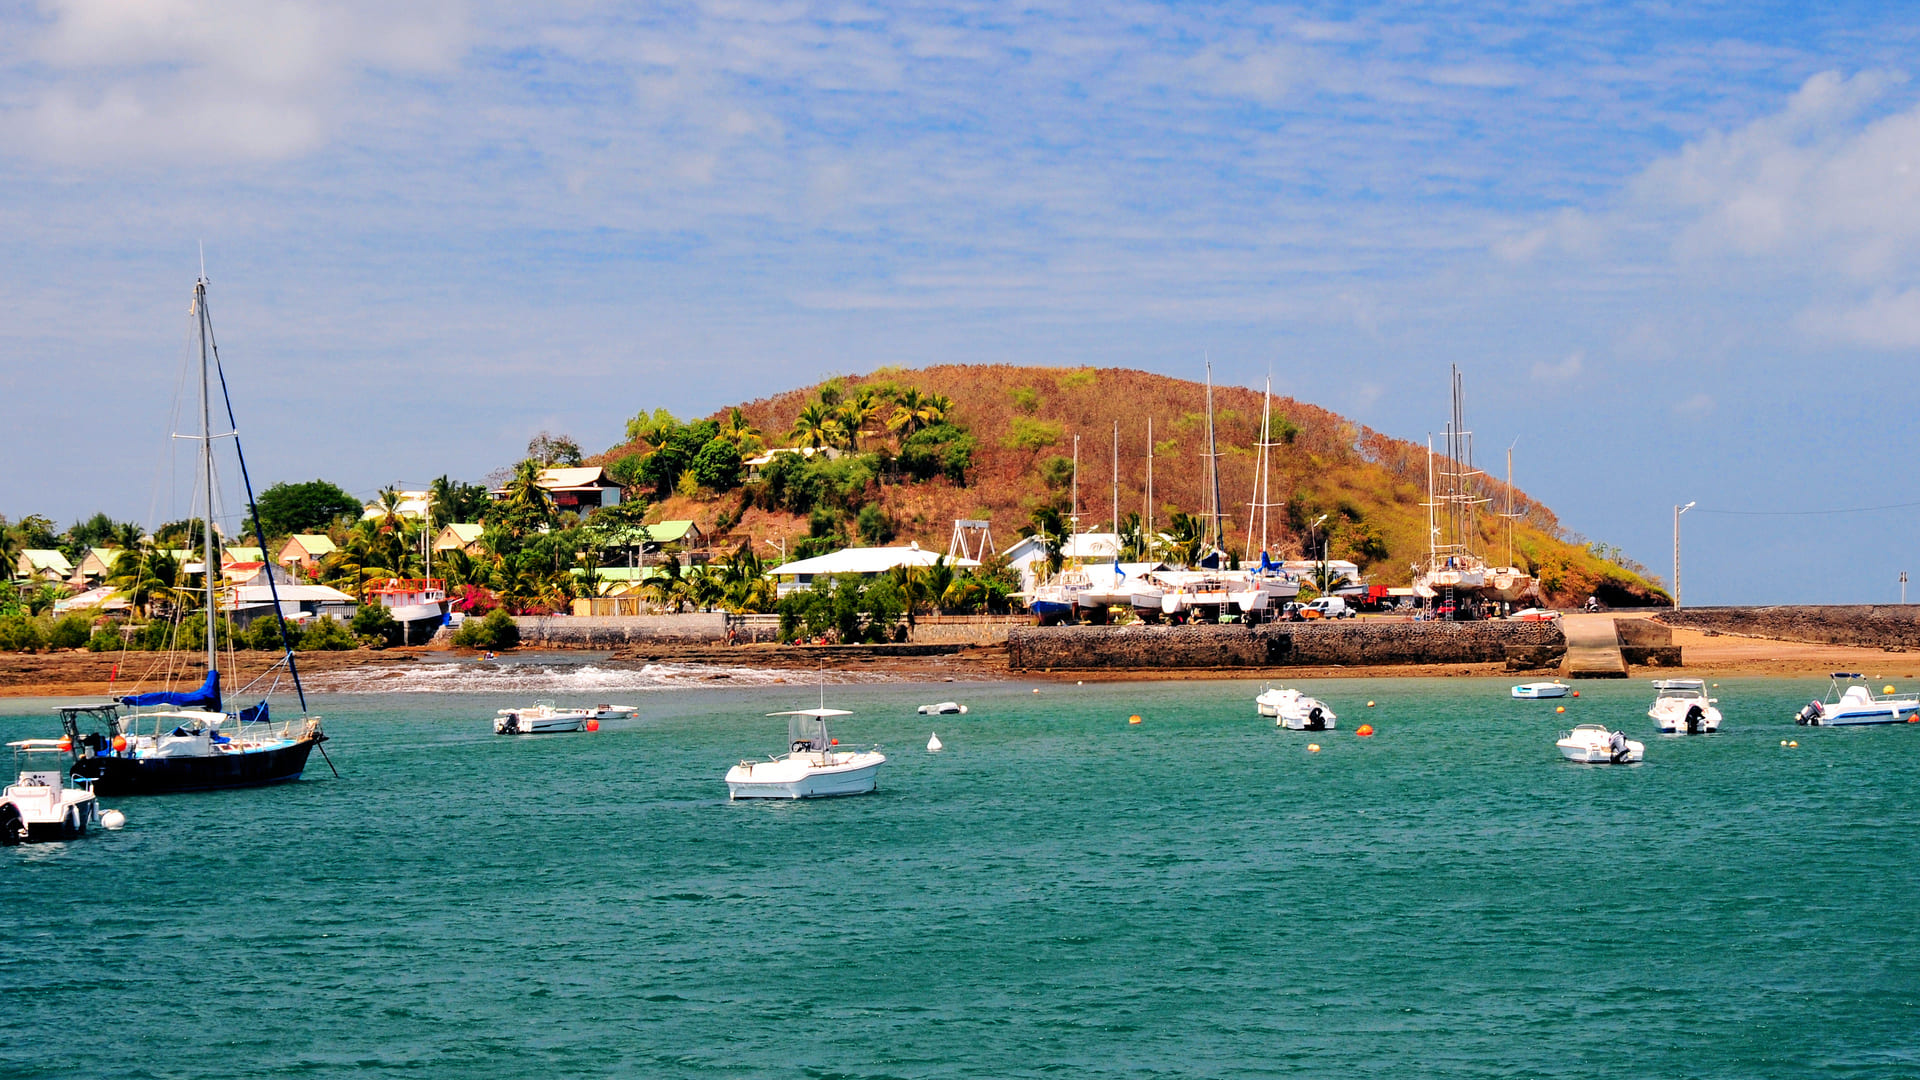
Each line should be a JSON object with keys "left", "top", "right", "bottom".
{"left": 306, "top": 660, "right": 899, "bottom": 695}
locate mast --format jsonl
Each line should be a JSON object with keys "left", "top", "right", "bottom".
{"left": 1247, "top": 374, "right": 1275, "bottom": 559}
{"left": 1204, "top": 360, "right": 1223, "bottom": 554}
{"left": 1425, "top": 435, "right": 1436, "bottom": 566}
{"left": 1070, "top": 435, "right": 1080, "bottom": 541}
{"left": 1111, "top": 420, "right": 1119, "bottom": 541}
{"left": 195, "top": 277, "right": 217, "bottom": 677}
{"left": 1144, "top": 417, "right": 1154, "bottom": 559}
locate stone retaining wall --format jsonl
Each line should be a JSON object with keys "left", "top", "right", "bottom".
{"left": 1008, "top": 620, "right": 1566, "bottom": 671}
{"left": 1659, "top": 606, "right": 1920, "bottom": 650}
{"left": 512, "top": 613, "right": 727, "bottom": 647}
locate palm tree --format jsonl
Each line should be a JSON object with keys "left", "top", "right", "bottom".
{"left": 720, "top": 408, "right": 760, "bottom": 443}
{"left": 109, "top": 548, "right": 184, "bottom": 618}
{"left": 888, "top": 388, "right": 928, "bottom": 437}
{"left": 790, "top": 402, "right": 838, "bottom": 450}
{"left": 503, "top": 460, "right": 556, "bottom": 528}
{"left": 920, "top": 393, "right": 952, "bottom": 428}
{"left": 1166, "top": 512, "right": 1206, "bottom": 568}
{"left": 838, "top": 388, "right": 883, "bottom": 451}
{"left": 1026, "top": 507, "right": 1068, "bottom": 582}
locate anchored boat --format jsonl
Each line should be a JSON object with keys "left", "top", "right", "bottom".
{"left": 1257, "top": 687, "right": 1337, "bottom": 730}
{"left": 1795, "top": 674, "right": 1920, "bottom": 726}
{"left": 1512, "top": 681, "right": 1569, "bottom": 699}
{"left": 726, "top": 698, "right": 886, "bottom": 799}
{"left": 1556, "top": 724, "right": 1643, "bottom": 763}
{"left": 1649, "top": 679, "right": 1721, "bottom": 733}
{"left": 2, "top": 741, "right": 106, "bottom": 844}
{"left": 494, "top": 702, "right": 589, "bottom": 734}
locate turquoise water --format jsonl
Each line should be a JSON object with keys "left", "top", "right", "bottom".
{"left": 4, "top": 674, "right": 1919, "bottom": 1078}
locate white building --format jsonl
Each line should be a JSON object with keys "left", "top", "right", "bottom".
{"left": 768, "top": 543, "right": 978, "bottom": 598}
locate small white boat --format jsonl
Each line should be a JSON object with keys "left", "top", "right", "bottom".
{"left": 917, "top": 702, "right": 969, "bottom": 715}
{"left": 1556, "top": 724, "right": 1643, "bottom": 763}
{"left": 1794, "top": 674, "right": 1920, "bottom": 726}
{"left": 494, "top": 701, "right": 589, "bottom": 735}
{"left": 1648, "top": 679, "right": 1721, "bottom": 733}
{"left": 1512, "top": 681, "right": 1569, "bottom": 699}
{"left": 1256, "top": 687, "right": 1337, "bottom": 730}
{"left": 585, "top": 704, "right": 637, "bottom": 720}
{"left": 726, "top": 703, "right": 886, "bottom": 799}
{"left": 3, "top": 741, "right": 104, "bottom": 843}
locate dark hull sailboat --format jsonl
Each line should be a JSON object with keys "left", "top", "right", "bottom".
{"left": 71, "top": 737, "right": 320, "bottom": 796}
{"left": 56, "top": 273, "right": 331, "bottom": 796}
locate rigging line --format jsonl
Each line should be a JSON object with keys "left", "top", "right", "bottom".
{"left": 1693, "top": 500, "right": 1920, "bottom": 517}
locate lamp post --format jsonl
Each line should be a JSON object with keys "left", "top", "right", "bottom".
{"left": 1673, "top": 501, "right": 1695, "bottom": 609}
{"left": 1311, "top": 514, "right": 1329, "bottom": 594}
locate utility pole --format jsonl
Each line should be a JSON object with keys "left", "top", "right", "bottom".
{"left": 1673, "top": 501, "right": 1696, "bottom": 609}
{"left": 1902, "top": 571, "right": 1908, "bottom": 604}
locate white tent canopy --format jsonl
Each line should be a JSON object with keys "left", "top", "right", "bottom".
{"left": 769, "top": 543, "right": 978, "bottom": 579}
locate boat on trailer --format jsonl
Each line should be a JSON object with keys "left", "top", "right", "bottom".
{"left": 1795, "top": 674, "right": 1920, "bottom": 726}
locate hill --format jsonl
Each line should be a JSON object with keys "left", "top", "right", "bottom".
{"left": 594, "top": 365, "right": 1666, "bottom": 607}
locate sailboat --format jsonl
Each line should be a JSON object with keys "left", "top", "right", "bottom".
{"left": 1242, "top": 374, "right": 1299, "bottom": 614}
{"left": 58, "top": 273, "right": 329, "bottom": 796}
{"left": 1413, "top": 366, "right": 1491, "bottom": 609}
{"left": 1483, "top": 444, "right": 1536, "bottom": 604}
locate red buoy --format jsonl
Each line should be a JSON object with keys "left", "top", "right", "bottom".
{"left": 585, "top": 719, "right": 600, "bottom": 732}
{"left": 1356, "top": 724, "right": 1374, "bottom": 737}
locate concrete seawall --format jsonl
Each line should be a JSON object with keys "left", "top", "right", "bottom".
{"left": 513, "top": 613, "right": 727, "bottom": 647}
{"left": 1008, "top": 620, "right": 1567, "bottom": 671}
{"left": 1659, "top": 606, "right": 1920, "bottom": 650}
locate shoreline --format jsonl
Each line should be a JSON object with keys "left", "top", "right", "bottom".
{"left": 4, "top": 626, "right": 1918, "bottom": 699}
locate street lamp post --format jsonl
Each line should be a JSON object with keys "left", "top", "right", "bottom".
{"left": 1673, "top": 501, "right": 1696, "bottom": 609}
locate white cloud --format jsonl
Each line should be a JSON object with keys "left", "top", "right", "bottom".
{"left": 7, "top": 0, "right": 468, "bottom": 164}
{"left": 1530, "top": 351, "right": 1582, "bottom": 382}
{"left": 1798, "top": 288, "right": 1920, "bottom": 348}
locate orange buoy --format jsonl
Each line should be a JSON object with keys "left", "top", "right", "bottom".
{"left": 1356, "top": 724, "right": 1374, "bottom": 737}
{"left": 1128, "top": 715, "right": 1142, "bottom": 724}
{"left": 1366, "top": 700, "right": 1375, "bottom": 707}
{"left": 830, "top": 738, "right": 839, "bottom": 745}
{"left": 1555, "top": 706, "right": 1566, "bottom": 714}
{"left": 585, "top": 719, "right": 600, "bottom": 732}
{"left": 1307, "top": 743, "right": 1321, "bottom": 752}
{"left": 57, "top": 737, "right": 71, "bottom": 751}
{"left": 1571, "top": 691, "right": 1580, "bottom": 698}
{"left": 1788, "top": 740, "right": 1798, "bottom": 747}
{"left": 110, "top": 735, "right": 127, "bottom": 752}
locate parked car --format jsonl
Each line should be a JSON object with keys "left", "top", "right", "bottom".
{"left": 1280, "top": 601, "right": 1308, "bottom": 622}
{"left": 1304, "top": 596, "right": 1355, "bottom": 619}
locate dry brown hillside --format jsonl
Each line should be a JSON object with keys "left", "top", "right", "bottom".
{"left": 596, "top": 365, "right": 1665, "bottom": 606}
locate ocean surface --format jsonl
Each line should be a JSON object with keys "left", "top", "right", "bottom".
{"left": 3, "top": 669, "right": 1918, "bottom": 1078}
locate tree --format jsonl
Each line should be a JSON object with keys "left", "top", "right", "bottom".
{"left": 838, "top": 388, "right": 883, "bottom": 451}
{"left": 526, "top": 431, "right": 584, "bottom": 467}
{"left": 428, "top": 475, "right": 491, "bottom": 527}
{"left": 625, "top": 408, "right": 681, "bottom": 447}
{"left": 790, "top": 402, "right": 838, "bottom": 450}
{"left": 1024, "top": 506, "right": 1067, "bottom": 581}
{"left": 252, "top": 480, "right": 360, "bottom": 538}
{"left": 501, "top": 460, "right": 557, "bottom": 531}
{"left": 888, "top": 388, "right": 928, "bottom": 437}
{"left": 691, "top": 437, "right": 743, "bottom": 491}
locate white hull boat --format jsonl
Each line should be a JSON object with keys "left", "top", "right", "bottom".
{"left": 1512, "top": 682, "right": 1569, "bottom": 699}
{"left": 585, "top": 704, "right": 637, "bottom": 720}
{"left": 1257, "top": 687, "right": 1336, "bottom": 730}
{"left": 494, "top": 703, "right": 588, "bottom": 734}
{"left": 917, "top": 702, "right": 968, "bottom": 715}
{"left": 1648, "top": 679, "right": 1721, "bottom": 733}
{"left": 1795, "top": 674, "right": 1920, "bottom": 726}
{"left": 726, "top": 702, "right": 885, "bottom": 799}
{"left": 3, "top": 743, "right": 103, "bottom": 844}
{"left": 1557, "top": 724, "right": 1643, "bottom": 763}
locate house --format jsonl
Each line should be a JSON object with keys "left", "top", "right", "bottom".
{"left": 361, "top": 491, "right": 431, "bottom": 522}
{"left": 75, "top": 547, "right": 123, "bottom": 583}
{"left": 222, "top": 583, "right": 357, "bottom": 628}
{"left": 743, "top": 446, "right": 840, "bottom": 479}
{"left": 54, "top": 585, "right": 130, "bottom": 615}
{"left": 15, "top": 549, "right": 74, "bottom": 583}
{"left": 768, "top": 542, "right": 978, "bottom": 598}
{"left": 433, "top": 523, "right": 486, "bottom": 554}
{"left": 643, "top": 520, "right": 703, "bottom": 550}
{"left": 222, "top": 546, "right": 264, "bottom": 565}
{"left": 490, "top": 467, "right": 623, "bottom": 512}
{"left": 221, "top": 562, "right": 291, "bottom": 587}
{"left": 277, "top": 534, "right": 337, "bottom": 571}
{"left": 1003, "top": 532, "right": 1122, "bottom": 595}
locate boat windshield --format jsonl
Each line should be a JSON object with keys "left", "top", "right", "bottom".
{"left": 788, "top": 714, "right": 830, "bottom": 752}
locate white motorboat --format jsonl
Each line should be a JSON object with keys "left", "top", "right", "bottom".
{"left": 1794, "top": 674, "right": 1920, "bottom": 726}
{"left": 494, "top": 702, "right": 589, "bottom": 734}
{"left": 1512, "top": 681, "right": 1569, "bottom": 699}
{"left": 585, "top": 704, "right": 637, "bottom": 720}
{"left": 1648, "top": 679, "right": 1721, "bottom": 733}
{"left": 1256, "top": 687, "right": 1337, "bottom": 730}
{"left": 3, "top": 741, "right": 104, "bottom": 843}
{"left": 917, "top": 702, "right": 969, "bottom": 715}
{"left": 1556, "top": 724, "right": 1643, "bottom": 763}
{"left": 725, "top": 704, "right": 886, "bottom": 799}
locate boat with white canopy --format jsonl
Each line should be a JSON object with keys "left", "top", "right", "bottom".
{"left": 2, "top": 741, "right": 106, "bottom": 844}
{"left": 1794, "top": 675, "right": 1920, "bottom": 726}
{"left": 1648, "top": 679, "right": 1721, "bottom": 733}
{"left": 725, "top": 697, "right": 886, "bottom": 799}
{"left": 1257, "top": 687, "right": 1337, "bottom": 730}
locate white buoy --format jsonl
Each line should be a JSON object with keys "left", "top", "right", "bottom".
{"left": 100, "top": 809, "right": 126, "bottom": 830}
{"left": 959, "top": 705, "right": 969, "bottom": 714}
{"left": 927, "top": 732, "right": 943, "bottom": 752}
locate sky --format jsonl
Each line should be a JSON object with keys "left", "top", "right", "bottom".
{"left": 4, "top": 0, "right": 1920, "bottom": 605}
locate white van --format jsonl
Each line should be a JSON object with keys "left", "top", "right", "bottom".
{"left": 1303, "top": 596, "right": 1355, "bottom": 619}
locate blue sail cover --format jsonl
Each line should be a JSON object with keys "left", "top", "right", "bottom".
{"left": 1259, "top": 552, "right": 1280, "bottom": 573}
{"left": 120, "top": 669, "right": 221, "bottom": 712}
{"left": 238, "top": 700, "right": 269, "bottom": 725}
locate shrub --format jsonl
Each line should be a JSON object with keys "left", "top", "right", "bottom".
{"left": 0, "top": 615, "right": 46, "bottom": 652}
{"left": 47, "top": 614, "right": 94, "bottom": 650}
{"left": 1003, "top": 417, "right": 1062, "bottom": 455}
{"left": 298, "top": 617, "right": 356, "bottom": 651}
{"left": 856, "top": 504, "right": 895, "bottom": 546}
{"left": 899, "top": 423, "right": 973, "bottom": 485}
{"left": 86, "top": 624, "right": 125, "bottom": 652}
{"left": 1011, "top": 387, "right": 1040, "bottom": 413}
{"left": 245, "top": 616, "right": 305, "bottom": 651}
{"left": 691, "top": 437, "right": 743, "bottom": 491}
{"left": 352, "top": 603, "right": 400, "bottom": 647}
{"left": 451, "top": 607, "right": 520, "bottom": 650}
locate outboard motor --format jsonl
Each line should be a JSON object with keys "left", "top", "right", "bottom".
{"left": 1306, "top": 706, "right": 1326, "bottom": 731}
{"left": 1685, "top": 704, "right": 1704, "bottom": 734}
{"left": 1795, "top": 701, "right": 1822, "bottom": 726}
{"left": 500, "top": 713, "right": 521, "bottom": 735}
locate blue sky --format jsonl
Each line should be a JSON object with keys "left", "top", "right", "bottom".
{"left": 4, "top": 1, "right": 1919, "bottom": 604}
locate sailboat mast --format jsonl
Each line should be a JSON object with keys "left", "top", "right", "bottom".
{"left": 196, "top": 278, "right": 217, "bottom": 677}
{"left": 1071, "top": 434, "right": 1079, "bottom": 538}
{"left": 1204, "top": 360, "right": 1222, "bottom": 553}
{"left": 1425, "top": 435, "right": 1436, "bottom": 564}
{"left": 1111, "top": 421, "right": 1118, "bottom": 540}
{"left": 1256, "top": 375, "right": 1272, "bottom": 556}
{"left": 1144, "top": 417, "right": 1154, "bottom": 558}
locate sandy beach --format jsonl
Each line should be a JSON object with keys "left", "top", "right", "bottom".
{"left": 3, "top": 626, "right": 1916, "bottom": 698}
